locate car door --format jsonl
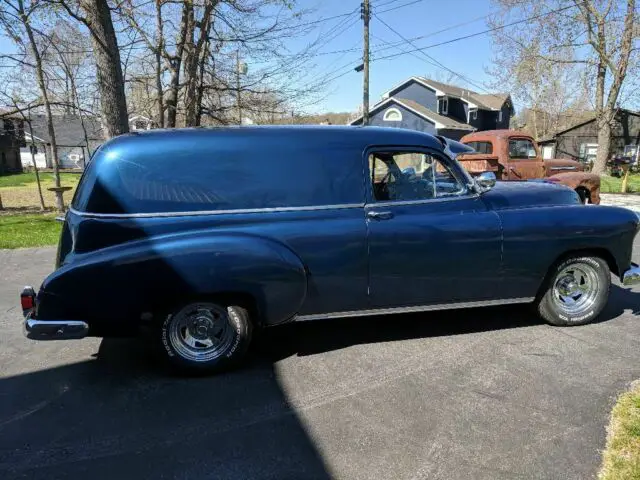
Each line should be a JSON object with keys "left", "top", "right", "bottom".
{"left": 506, "top": 137, "right": 545, "bottom": 179}
{"left": 365, "top": 147, "right": 503, "bottom": 309}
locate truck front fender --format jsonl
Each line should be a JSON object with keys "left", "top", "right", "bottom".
{"left": 38, "top": 232, "right": 307, "bottom": 329}
{"left": 548, "top": 172, "right": 601, "bottom": 204}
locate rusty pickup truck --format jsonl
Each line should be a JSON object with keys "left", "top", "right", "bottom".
{"left": 458, "top": 130, "right": 600, "bottom": 204}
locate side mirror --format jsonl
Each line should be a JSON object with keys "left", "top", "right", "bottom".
{"left": 476, "top": 171, "right": 496, "bottom": 191}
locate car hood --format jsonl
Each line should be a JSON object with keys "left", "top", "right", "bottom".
{"left": 480, "top": 180, "right": 581, "bottom": 210}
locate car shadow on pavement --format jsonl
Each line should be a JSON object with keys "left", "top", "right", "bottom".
{"left": 256, "top": 284, "right": 640, "bottom": 361}
{"left": 0, "top": 339, "right": 332, "bottom": 480}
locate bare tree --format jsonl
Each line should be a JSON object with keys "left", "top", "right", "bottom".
{"left": 55, "top": 0, "right": 130, "bottom": 138}
{"left": 1, "top": 0, "right": 64, "bottom": 211}
{"left": 489, "top": 0, "right": 639, "bottom": 174}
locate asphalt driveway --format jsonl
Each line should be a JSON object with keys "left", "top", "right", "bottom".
{"left": 1, "top": 245, "right": 639, "bottom": 480}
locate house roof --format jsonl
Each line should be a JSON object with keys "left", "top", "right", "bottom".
{"left": 349, "top": 97, "right": 475, "bottom": 131}
{"left": 383, "top": 76, "right": 511, "bottom": 112}
{"left": 25, "top": 114, "right": 103, "bottom": 146}
{"left": 396, "top": 98, "right": 474, "bottom": 130}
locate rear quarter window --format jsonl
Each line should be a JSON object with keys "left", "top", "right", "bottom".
{"left": 464, "top": 141, "right": 493, "bottom": 154}
{"left": 73, "top": 138, "right": 364, "bottom": 214}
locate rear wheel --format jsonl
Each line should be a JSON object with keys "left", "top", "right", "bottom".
{"left": 537, "top": 255, "right": 610, "bottom": 326}
{"left": 159, "top": 301, "right": 252, "bottom": 373}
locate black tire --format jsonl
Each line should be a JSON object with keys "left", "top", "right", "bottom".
{"left": 576, "top": 188, "right": 590, "bottom": 204}
{"left": 159, "top": 301, "right": 252, "bottom": 374}
{"left": 537, "top": 255, "right": 610, "bottom": 326}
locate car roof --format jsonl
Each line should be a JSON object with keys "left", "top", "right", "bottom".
{"left": 101, "top": 125, "right": 445, "bottom": 153}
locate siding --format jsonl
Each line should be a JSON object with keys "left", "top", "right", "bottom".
{"left": 437, "top": 128, "right": 469, "bottom": 141}
{"left": 362, "top": 103, "right": 437, "bottom": 135}
{"left": 552, "top": 114, "right": 640, "bottom": 160}
{"left": 446, "top": 98, "right": 467, "bottom": 124}
{"left": 388, "top": 80, "right": 438, "bottom": 112}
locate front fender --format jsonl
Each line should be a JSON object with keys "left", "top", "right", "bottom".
{"left": 548, "top": 172, "right": 601, "bottom": 204}
{"left": 38, "top": 232, "right": 307, "bottom": 328}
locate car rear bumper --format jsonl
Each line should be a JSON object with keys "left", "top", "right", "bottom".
{"left": 623, "top": 263, "right": 640, "bottom": 286}
{"left": 23, "top": 314, "right": 89, "bottom": 340}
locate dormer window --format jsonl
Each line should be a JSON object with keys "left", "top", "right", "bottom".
{"left": 498, "top": 110, "right": 503, "bottom": 123}
{"left": 471, "top": 109, "right": 477, "bottom": 121}
{"left": 383, "top": 108, "right": 402, "bottom": 122}
{"left": 439, "top": 98, "right": 448, "bottom": 115}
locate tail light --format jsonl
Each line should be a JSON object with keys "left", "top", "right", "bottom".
{"left": 20, "top": 286, "right": 36, "bottom": 317}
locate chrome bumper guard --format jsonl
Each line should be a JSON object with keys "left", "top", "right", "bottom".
{"left": 23, "top": 314, "right": 89, "bottom": 341}
{"left": 623, "top": 263, "right": 640, "bottom": 286}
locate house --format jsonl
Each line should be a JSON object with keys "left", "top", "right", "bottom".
{"left": 21, "top": 115, "right": 103, "bottom": 170}
{"left": 0, "top": 113, "right": 25, "bottom": 173}
{"left": 537, "top": 109, "right": 640, "bottom": 162}
{"left": 350, "top": 76, "right": 514, "bottom": 140}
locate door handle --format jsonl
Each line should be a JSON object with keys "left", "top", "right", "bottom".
{"left": 367, "top": 210, "right": 394, "bottom": 220}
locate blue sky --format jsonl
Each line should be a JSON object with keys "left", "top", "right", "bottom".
{"left": 289, "top": 0, "right": 499, "bottom": 113}
{"left": 0, "top": 0, "right": 501, "bottom": 115}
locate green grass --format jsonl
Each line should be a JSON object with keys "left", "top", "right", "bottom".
{"left": 599, "top": 382, "right": 640, "bottom": 480}
{"left": 601, "top": 174, "right": 640, "bottom": 194}
{"left": 0, "top": 214, "right": 61, "bottom": 249}
{"left": 0, "top": 172, "right": 79, "bottom": 188}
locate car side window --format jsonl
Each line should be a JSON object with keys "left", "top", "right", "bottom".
{"left": 508, "top": 139, "right": 536, "bottom": 159}
{"left": 369, "top": 151, "right": 467, "bottom": 202}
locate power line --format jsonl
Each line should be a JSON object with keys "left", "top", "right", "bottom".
{"left": 374, "top": 13, "right": 502, "bottom": 100}
{"left": 372, "top": 4, "right": 577, "bottom": 63}
{"left": 376, "top": 0, "right": 424, "bottom": 14}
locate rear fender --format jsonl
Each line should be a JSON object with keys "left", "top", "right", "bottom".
{"left": 38, "top": 232, "right": 307, "bottom": 328}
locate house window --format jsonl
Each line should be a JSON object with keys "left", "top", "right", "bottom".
{"left": 470, "top": 109, "right": 477, "bottom": 121}
{"left": 383, "top": 108, "right": 402, "bottom": 122}
{"left": 439, "top": 98, "right": 448, "bottom": 115}
{"left": 498, "top": 110, "right": 503, "bottom": 123}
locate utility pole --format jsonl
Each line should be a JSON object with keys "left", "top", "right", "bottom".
{"left": 236, "top": 50, "right": 242, "bottom": 125}
{"left": 361, "top": 0, "right": 370, "bottom": 126}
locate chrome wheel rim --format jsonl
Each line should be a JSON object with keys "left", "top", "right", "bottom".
{"left": 168, "top": 303, "right": 235, "bottom": 362}
{"left": 551, "top": 263, "right": 600, "bottom": 316}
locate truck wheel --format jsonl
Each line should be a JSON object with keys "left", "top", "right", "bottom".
{"left": 576, "top": 188, "right": 590, "bottom": 204}
{"left": 159, "top": 301, "right": 252, "bottom": 373}
{"left": 537, "top": 255, "right": 610, "bottom": 326}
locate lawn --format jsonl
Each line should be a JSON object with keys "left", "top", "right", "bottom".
{"left": 0, "top": 214, "right": 61, "bottom": 249}
{"left": 599, "top": 382, "right": 640, "bottom": 480}
{"left": 0, "top": 172, "right": 80, "bottom": 209}
{"left": 601, "top": 174, "right": 640, "bottom": 194}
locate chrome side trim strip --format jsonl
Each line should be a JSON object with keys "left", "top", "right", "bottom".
{"left": 295, "top": 297, "right": 535, "bottom": 321}
{"left": 549, "top": 166, "right": 577, "bottom": 171}
{"left": 69, "top": 203, "right": 365, "bottom": 219}
{"left": 371, "top": 193, "right": 480, "bottom": 208}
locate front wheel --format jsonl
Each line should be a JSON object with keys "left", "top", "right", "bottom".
{"left": 159, "top": 301, "right": 252, "bottom": 373}
{"left": 537, "top": 256, "right": 610, "bottom": 326}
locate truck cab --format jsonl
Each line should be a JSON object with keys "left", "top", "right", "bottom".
{"left": 458, "top": 130, "right": 600, "bottom": 204}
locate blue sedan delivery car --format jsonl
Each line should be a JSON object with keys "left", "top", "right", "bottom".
{"left": 20, "top": 126, "right": 640, "bottom": 373}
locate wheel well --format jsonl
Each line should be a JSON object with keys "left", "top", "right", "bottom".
{"left": 536, "top": 248, "right": 619, "bottom": 300}
{"left": 148, "top": 291, "right": 262, "bottom": 327}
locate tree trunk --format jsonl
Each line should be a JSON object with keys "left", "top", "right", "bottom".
{"left": 155, "top": 0, "right": 165, "bottom": 128}
{"left": 18, "top": 0, "right": 63, "bottom": 211}
{"left": 165, "top": 1, "right": 191, "bottom": 128}
{"left": 79, "top": 0, "right": 129, "bottom": 138}
{"left": 594, "top": 117, "right": 612, "bottom": 175}
{"left": 26, "top": 115, "right": 46, "bottom": 211}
